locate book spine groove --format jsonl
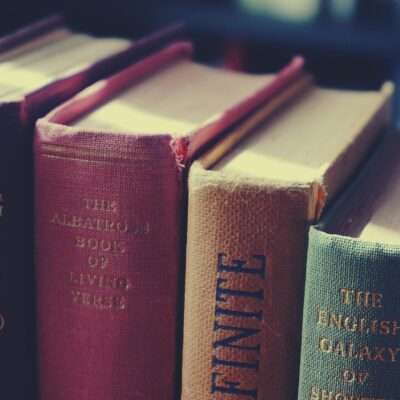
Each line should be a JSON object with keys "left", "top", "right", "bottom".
{"left": 34, "top": 124, "right": 183, "bottom": 400}
{"left": 182, "top": 164, "right": 313, "bottom": 399}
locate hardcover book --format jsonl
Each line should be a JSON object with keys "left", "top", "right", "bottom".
{"left": 34, "top": 42, "right": 305, "bottom": 400}
{"left": 181, "top": 81, "right": 393, "bottom": 400}
{"left": 0, "top": 14, "right": 183, "bottom": 400}
{"left": 298, "top": 133, "right": 400, "bottom": 400}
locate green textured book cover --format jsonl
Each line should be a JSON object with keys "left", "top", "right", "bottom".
{"left": 298, "top": 226, "right": 400, "bottom": 400}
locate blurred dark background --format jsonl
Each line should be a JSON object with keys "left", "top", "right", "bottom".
{"left": 2, "top": 0, "right": 400, "bottom": 124}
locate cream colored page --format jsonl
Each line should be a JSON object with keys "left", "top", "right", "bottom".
{"left": 59, "top": 37, "right": 131, "bottom": 77}
{"left": 0, "top": 34, "right": 93, "bottom": 97}
{"left": 0, "top": 35, "right": 92, "bottom": 76}
{"left": 213, "top": 87, "right": 382, "bottom": 182}
{"left": 0, "top": 28, "right": 71, "bottom": 63}
{"left": 0, "top": 34, "right": 130, "bottom": 99}
{"left": 359, "top": 142, "right": 400, "bottom": 245}
{"left": 72, "top": 60, "right": 273, "bottom": 136}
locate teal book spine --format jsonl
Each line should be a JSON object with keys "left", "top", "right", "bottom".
{"left": 298, "top": 226, "right": 400, "bottom": 400}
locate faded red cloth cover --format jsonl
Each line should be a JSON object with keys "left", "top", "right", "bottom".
{"left": 0, "top": 15, "right": 184, "bottom": 400}
{"left": 34, "top": 42, "right": 304, "bottom": 400}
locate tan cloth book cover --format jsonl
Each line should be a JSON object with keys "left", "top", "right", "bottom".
{"left": 181, "top": 82, "right": 393, "bottom": 400}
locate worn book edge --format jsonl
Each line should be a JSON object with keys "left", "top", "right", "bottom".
{"left": 317, "top": 82, "right": 393, "bottom": 206}
{"left": 298, "top": 225, "right": 400, "bottom": 400}
{"left": 36, "top": 48, "right": 306, "bottom": 175}
{"left": 191, "top": 77, "right": 324, "bottom": 223}
{"left": 182, "top": 83, "right": 394, "bottom": 400}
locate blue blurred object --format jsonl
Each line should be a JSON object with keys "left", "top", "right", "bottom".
{"left": 329, "top": 0, "right": 358, "bottom": 22}
{"left": 237, "top": 0, "right": 320, "bottom": 22}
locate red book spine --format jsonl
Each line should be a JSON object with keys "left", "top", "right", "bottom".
{"left": 34, "top": 42, "right": 192, "bottom": 400}
{"left": 33, "top": 43, "right": 305, "bottom": 399}
{"left": 34, "top": 128, "right": 183, "bottom": 399}
{"left": 0, "top": 21, "right": 184, "bottom": 400}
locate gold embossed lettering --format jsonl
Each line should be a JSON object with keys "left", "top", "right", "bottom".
{"left": 317, "top": 309, "right": 327, "bottom": 325}
{"left": 333, "top": 341, "right": 346, "bottom": 357}
{"left": 74, "top": 236, "right": 126, "bottom": 253}
{"left": 50, "top": 212, "right": 148, "bottom": 236}
{"left": 81, "top": 292, "right": 91, "bottom": 306}
{"left": 343, "top": 317, "right": 358, "bottom": 332}
{"left": 70, "top": 290, "right": 125, "bottom": 310}
{"left": 70, "top": 272, "right": 131, "bottom": 291}
{"left": 311, "top": 386, "right": 319, "bottom": 400}
{"left": 329, "top": 313, "right": 341, "bottom": 329}
{"left": 310, "top": 386, "right": 385, "bottom": 400}
{"left": 371, "top": 292, "right": 383, "bottom": 308}
{"left": 379, "top": 320, "right": 390, "bottom": 335}
{"left": 71, "top": 290, "right": 80, "bottom": 303}
{"left": 315, "top": 309, "right": 400, "bottom": 336}
{"left": 341, "top": 370, "right": 369, "bottom": 384}
{"left": 368, "top": 319, "right": 378, "bottom": 334}
{"left": 87, "top": 256, "right": 108, "bottom": 269}
{"left": 340, "top": 288, "right": 383, "bottom": 308}
{"left": 319, "top": 338, "right": 332, "bottom": 353}
{"left": 318, "top": 338, "right": 400, "bottom": 363}
{"left": 50, "top": 212, "right": 63, "bottom": 225}
{"left": 51, "top": 192, "right": 144, "bottom": 313}
{"left": 372, "top": 347, "right": 385, "bottom": 362}
{"left": 83, "top": 198, "right": 118, "bottom": 213}
{"left": 75, "top": 236, "right": 85, "bottom": 249}
{"left": 392, "top": 321, "right": 400, "bottom": 336}
{"left": 340, "top": 288, "right": 354, "bottom": 305}
{"left": 388, "top": 348, "right": 400, "bottom": 362}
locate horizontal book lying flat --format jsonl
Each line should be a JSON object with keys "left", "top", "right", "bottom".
{"left": 299, "top": 133, "right": 400, "bottom": 400}
{"left": 0, "top": 15, "right": 183, "bottom": 400}
{"left": 0, "top": 24, "right": 130, "bottom": 100}
{"left": 34, "top": 42, "right": 305, "bottom": 400}
{"left": 0, "top": 16, "right": 184, "bottom": 107}
{"left": 182, "top": 82, "right": 393, "bottom": 400}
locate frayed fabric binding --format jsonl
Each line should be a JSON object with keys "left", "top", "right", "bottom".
{"left": 171, "top": 136, "right": 190, "bottom": 172}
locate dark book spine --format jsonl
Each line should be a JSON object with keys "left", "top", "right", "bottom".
{"left": 182, "top": 163, "right": 315, "bottom": 400}
{"left": 0, "top": 101, "right": 36, "bottom": 400}
{"left": 0, "top": 14, "right": 64, "bottom": 53}
{"left": 299, "top": 226, "right": 400, "bottom": 400}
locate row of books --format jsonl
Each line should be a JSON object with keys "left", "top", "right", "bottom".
{"left": 0, "top": 14, "right": 398, "bottom": 400}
